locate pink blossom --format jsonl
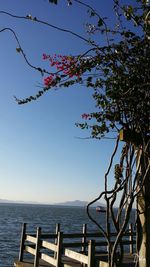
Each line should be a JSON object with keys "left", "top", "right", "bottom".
{"left": 82, "top": 113, "right": 91, "bottom": 120}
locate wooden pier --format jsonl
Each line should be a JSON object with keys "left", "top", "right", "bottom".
{"left": 14, "top": 223, "right": 136, "bottom": 267}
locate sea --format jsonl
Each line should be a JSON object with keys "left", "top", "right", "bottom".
{"left": 0, "top": 203, "right": 136, "bottom": 267}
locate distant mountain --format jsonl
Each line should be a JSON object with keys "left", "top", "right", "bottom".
{"left": 0, "top": 198, "right": 39, "bottom": 204}
{"left": 0, "top": 199, "right": 9, "bottom": 203}
{"left": 56, "top": 200, "right": 105, "bottom": 207}
{"left": 0, "top": 198, "right": 105, "bottom": 207}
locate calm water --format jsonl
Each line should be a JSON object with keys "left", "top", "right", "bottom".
{"left": 0, "top": 203, "right": 135, "bottom": 267}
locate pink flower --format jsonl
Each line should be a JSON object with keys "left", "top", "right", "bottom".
{"left": 44, "top": 75, "right": 54, "bottom": 87}
{"left": 82, "top": 113, "right": 91, "bottom": 120}
{"left": 42, "top": 53, "right": 49, "bottom": 60}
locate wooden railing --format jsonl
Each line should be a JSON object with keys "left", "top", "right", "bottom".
{"left": 18, "top": 223, "right": 136, "bottom": 267}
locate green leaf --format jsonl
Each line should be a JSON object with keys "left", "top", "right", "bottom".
{"left": 87, "top": 77, "right": 92, "bottom": 82}
{"left": 16, "top": 47, "right": 21, "bottom": 53}
{"left": 49, "top": 0, "right": 58, "bottom": 4}
{"left": 98, "top": 18, "right": 103, "bottom": 27}
{"left": 104, "top": 68, "right": 109, "bottom": 75}
{"left": 90, "top": 11, "right": 96, "bottom": 17}
{"left": 127, "top": 5, "right": 133, "bottom": 14}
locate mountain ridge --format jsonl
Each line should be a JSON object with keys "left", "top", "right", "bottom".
{"left": 55, "top": 200, "right": 105, "bottom": 207}
{"left": 0, "top": 198, "right": 105, "bottom": 207}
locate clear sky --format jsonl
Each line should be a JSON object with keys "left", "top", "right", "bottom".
{"left": 0, "top": 0, "right": 119, "bottom": 204}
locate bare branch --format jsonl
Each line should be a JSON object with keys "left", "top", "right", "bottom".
{"left": 0, "top": 10, "right": 98, "bottom": 47}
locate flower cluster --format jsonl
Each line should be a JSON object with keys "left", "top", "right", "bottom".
{"left": 44, "top": 74, "right": 55, "bottom": 87}
{"left": 81, "top": 113, "right": 91, "bottom": 120}
{"left": 43, "top": 53, "right": 82, "bottom": 87}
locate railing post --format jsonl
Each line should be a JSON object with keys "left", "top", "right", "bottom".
{"left": 88, "top": 240, "right": 95, "bottom": 267}
{"left": 129, "top": 223, "right": 134, "bottom": 254}
{"left": 82, "top": 224, "right": 87, "bottom": 254}
{"left": 34, "top": 227, "right": 41, "bottom": 267}
{"left": 56, "top": 231, "right": 63, "bottom": 267}
{"left": 19, "top": 223, "right": 26, "bottom": 262}
{"left": 54, "top": 223, "right": 60, "bottom": 259}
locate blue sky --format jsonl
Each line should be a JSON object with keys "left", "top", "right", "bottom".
{"left": 0, "top": 0, "right": 120, "bottom": 204}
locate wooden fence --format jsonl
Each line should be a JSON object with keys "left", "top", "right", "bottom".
{"left": 17, "top": 223, "right": 136, "bottom": 267}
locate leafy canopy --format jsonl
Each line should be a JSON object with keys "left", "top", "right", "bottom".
{"left": 16, "top": 0, "right": 150, "bottom": 140}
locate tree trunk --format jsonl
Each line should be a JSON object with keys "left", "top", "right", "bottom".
{"left": 137, "top": 146, "right": 150, "bottom": 267}
{"left": 137, "top": 192, "right": 150, "bottom": 266}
